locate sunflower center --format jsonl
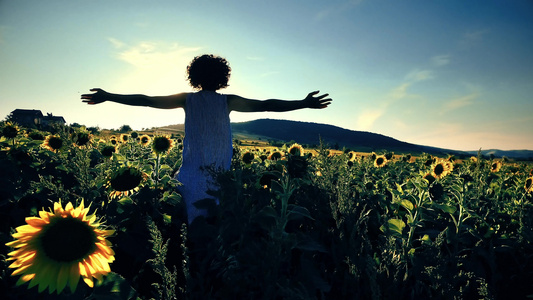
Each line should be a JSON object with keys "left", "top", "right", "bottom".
{"left": 3, "top": 126, "right": 18, "bottom": 138}
{"left": 376, "top": 158, "right": 384, "bottom": 165}
{"left": 434, "top": 164, "right": 444, "bottom": 176}
{"left": 153, "top": 137, "right": 171, "bottom": 151}
{"left": 48, "top": 137, "right": 63, "bottom": 150}
{"left": 110, "top": 169, "right": 142, "bottom": 191}
{"left": 40, "top": 217, "right": 97, "bottom": 262}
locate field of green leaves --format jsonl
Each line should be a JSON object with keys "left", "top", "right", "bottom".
{"left": 1, "top": 121, "right": 532, "bottom": 299}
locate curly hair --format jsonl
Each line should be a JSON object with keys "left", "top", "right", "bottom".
{"left": 187, "top": 54, "right": 231, "bottom": 91}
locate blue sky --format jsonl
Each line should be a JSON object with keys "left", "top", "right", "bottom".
{"left": 1, "top": 0, "right": 532, "bottom": 151}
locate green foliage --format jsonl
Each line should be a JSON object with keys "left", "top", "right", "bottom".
{"left": 1, "top": 122, "right": 533, "bottom": 299}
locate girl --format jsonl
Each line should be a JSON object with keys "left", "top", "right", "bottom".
{"left": 82, "top": 54, "right": 332, "bottom": 223}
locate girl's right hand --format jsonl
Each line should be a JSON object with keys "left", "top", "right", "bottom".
{"left": 81, "top": 88, "right": 109, "bottom": 105}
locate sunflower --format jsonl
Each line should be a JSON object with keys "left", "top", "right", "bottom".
{"left": 2, "top": 121, "right": 20, "bottom": 139}
{"left": 268, "top": 151, "right": 284, "bottom": 161}
{"left": 100, "top": 145, "right": 117, "bottom": 158}
{"left": 348, "top": 151, "right": 357, "bottom": 161}
{"left": 107, "top": 166, "right": 147, "bottom": 198}
{"left": 429, "top": 182, "right": 445, "bottom": 200}
{"left": 288, "top": 143, "right": 305, "bottom": 156}
{"left": 423, "top": 172, "right": 436, "bottom": 185}
{"left": 109, "top": 137, "right": 118, "bottom": 146}
{"left": 119, "top": 134, "right": 129, "bottom": 143}
{"left": 152, "top": 136, "right": 174, "bottom": 155}
{"left": 490, "top": 161, "right": 502, "bottom": 173}
{"left": 71, "top": 129, "right": 92, "bottom": 147}
{"left": 525, "top": 177, "right": 533, "bottom": 194}
{"left": 139, "top": 134, "right": 151, "bottom": 146}
{"left": 242, "top": 151, "right": 255, "bottom": 165}
{"left": 42, "top": 135, "right": 64, "bottom": 152}
{"left": 430, "top": 159, "right": 454, "bottom": 179}
{"left": 5, "top": 201, "right": 115, "bottom": 294}
{"left": 374, "top": 155, "right": 388, "bottom": 168}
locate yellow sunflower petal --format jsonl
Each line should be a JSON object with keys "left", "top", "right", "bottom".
{"left": 95, "top": 254, "right": 111, "bottom": 273}
{"left": 5, "top": 239, "right": 23, "bottom": 247}
{"left": 88, "top": 254, "right": 104, "bottom": 271}
{"left": 65, "top": 202, "right": 74, "bottom": 212}
{"left": 39, "top": 210, "right": 51, "bottom": 220}
{"left": 16, "top": 273, "right": 34, "bottom": 286}
{"left": 83, "top": 276, "right": 94, "bottom": 288}
{"left": 95, "top": 241, "right": 115, "bottom": 256}
{"left": 53, "top": 202, "right": 64, "bottom": 214}
{"left": 25, "top": 217, "right": 49, "bottom": 227}
{"left": 16, "top": 224, "right": 41, "bottom": 233}
{"left": 11, "top": 262, "right": 33, "bottom": 276}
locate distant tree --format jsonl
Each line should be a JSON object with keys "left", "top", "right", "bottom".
{"left": 70, "top": 123, "right": 82, "bottom": 128}
{"left": 87, "top": 127, "right": 100, "bottom": 134}
{"left": 119, "top": 124, "right": 132, "bottom": 132}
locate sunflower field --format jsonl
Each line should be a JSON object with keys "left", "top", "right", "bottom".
{"left": 1, "top": 121, "right": 533, "bottom": 300}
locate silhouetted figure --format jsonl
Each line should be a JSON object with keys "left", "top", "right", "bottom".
{"left": 82, "top": 54, "right": 332, "bottom": 223}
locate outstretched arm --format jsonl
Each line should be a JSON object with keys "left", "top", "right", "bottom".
{"left": 227, "top": 91, "right": 332, "bottom": 112}
{"left": 81, "top": 88, "right": 187, "bottom": 109}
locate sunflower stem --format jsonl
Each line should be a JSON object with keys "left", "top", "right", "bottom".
{"left": 155, "top": 153, "right": 161, "bottom": 183}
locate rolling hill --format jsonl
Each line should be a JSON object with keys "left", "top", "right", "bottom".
{"left": 157, "top": 118, "right": 533, "bottom": 159}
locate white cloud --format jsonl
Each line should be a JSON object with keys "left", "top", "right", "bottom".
{"left": 107, "top": 39, "right": 203, "bottom": 94}
{"left": 356, "top": 108, "right": 385, "bottom": 131}
{"left": 440, "top": 91, "right": 479, "bottom": 114}
{"left": 110, "top": 39, "right": 202, "bottom": 69}
{"left": 389, "top": 83, "right": 411, "bottom": 100}
{"left": 107, "top": 37, "right": 126, "bottom": 49}
{"left": 405, "top": 69, "right": 433, "bottom": 82}
{"left": 431, "top": 54, "right": 451, "bottom": 67}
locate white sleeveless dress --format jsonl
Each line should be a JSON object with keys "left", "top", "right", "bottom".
{"left": 175, "top": 91, "right": 233, "bottom": 223}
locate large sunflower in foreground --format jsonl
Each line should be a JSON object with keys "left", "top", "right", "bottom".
{"left": 107, "top": 166, "right": 147, "bottom": 199}
{"left": 5, "top": 201, "right": 115, "bottom": 294}
{"left": 431, "top": 159, "right": 454, "bottom": 179}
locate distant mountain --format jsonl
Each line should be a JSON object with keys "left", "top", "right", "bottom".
{"left": 158, "top": 118, "right": 532, "bottom": 159}
{"left": 230, "top": 119, "right": 456, "bottom": 156}
{"left": 465, "top": 149, "right": 533, "bottom": 160}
